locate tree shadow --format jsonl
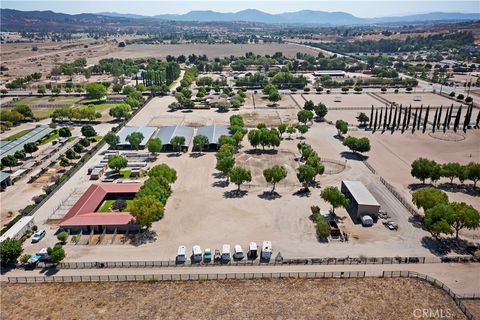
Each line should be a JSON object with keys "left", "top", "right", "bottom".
{"left": 223, "top": 190, "right": 248, "bottom": 199}
{"left": 245, "top": 149, "right": 278, "bottom": 155}
{"left": 258, "top": 191, "right": 282, "bottom": 200}
{"left": 212, "top": 172, "right": 224, "bottom": 179}
{"left": 293, "top": 188, "right": 311, "bottom": 197}
{"left": 408, "top": 183, "right": 430, "bottom": 191}
{"left": 340, "top": 151, "right": 363, "bottom": 161}
{"left": 212, "top": 180, "right": 229, "bottom": 188}
{"left": 437, "top": 183, "right": 480, "bottom": 197}
{"left": 421, "top": 236, "right": 475, "bottom": 256}
{"left": 167, "top": 153, "right": 181, "bottom": 158}
{"left": 189, "top": 152, "right": 205, "bottom": 158}
{"left": 408, "top": 215, "right": 426, "bottom": 230}
{"left": 130, "top": 230, "right": 157, "bottom": 246}
{"left": 333, "top": 135, "right": 345, "bottom": 141}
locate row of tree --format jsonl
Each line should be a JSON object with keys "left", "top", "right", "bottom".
{"left": 412, "top": 187, "right": 479, "bottom": 239}
{"left": 411, "top": 158, "right": 480, "bottom": 187}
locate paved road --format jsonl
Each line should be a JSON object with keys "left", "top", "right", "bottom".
{"left": 2, "top": 263, "right": 479, "bottom": 295}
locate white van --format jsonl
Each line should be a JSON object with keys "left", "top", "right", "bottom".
{"left": 176, "top": 245, "right": 186, "bottom": 264}
{"left": 192, "top": 245, "right": 202, "bottom": 263}
{"left": 361, "top": 215, "right": 374, "bottom": 227}
{"left": 233, "top": 245, "right": 244, "bottom": 260}
{"left": 221, "top": 244, "right": 231, "bottom": 262}
{"left": 261, "top": 241, "right": 272, "bottom": 261}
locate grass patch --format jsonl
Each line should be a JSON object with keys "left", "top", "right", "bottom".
{"left": 119, "top": 169, "right": 132, "bottom": 179}
{"left": 1, "top": 129, "right": 33, "bottom": 142}
{"left": 68, "top": 136, "right": 77, "bottom": 142}
{"left": 38, "top": 131, "right": 59, "bottom": 145}
{"left": 98, "top": 199, "right": 134, "bottom": 212}
{"left": 98, "top": 200, "right": 115, "bottom": 212}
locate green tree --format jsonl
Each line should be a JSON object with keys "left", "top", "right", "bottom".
{"left": 304, "top": 100, "right": 314, "bottom": 110}
{"left": 297, "top": 110, "right": 314, "bottom": 124}
{"left": 314, "top": 103, "right": 328, "bottom": 120}
{"left": 356, "top": 112, "right": 369, "bottom": 125}
{"left": 335, "top": 120, "right": 348, "bottom": 136}
{"left": 57, "top": 231, "right": 68, "bottom": 244}
{"left": 296, "top": 124, "right": 309, "bottom": 138}
{"left": 170, "top": 136, "right": 185, "bottom": 153}
{"left": 286, "top": 125, "right": 296, "bottom": 138}
{"left": 424, "top": 204, "right": 454, "bottom": 238}
{"left": 126, "top": 132, "right": 144, "bottom": 150}
{"left": 47, "top": 244, "right": 65, "bottom": 263}
{"left": 59, "top": 157, "right": 70, "bottom": 167}
{"left": 278, "top": 124, "right": 287, "bottom": 137}
{"left": 85, "top": 83, "right": 107, "bottom": 99}
{"left": 297, "top": 164, "right": 317, "bottom": 190}
{"left": 268, "top": 90, "right": 281, "bottom": 105}
{"left": 216, "top": 156, "right": 235, "bottom": 181}
{"left": 248, "top": 129, "right": 261, "bottom": 150}
{"left": 412, "top": 187, "right": 449, "bottom": 211}
{"left": 13, "top": 105, "right": 34, "bottom": 118}
{"left": 263, "top": 165, "right": 287, "bottom": 192}
{"left": 148, "top": 164, "right": 177, "bottom": 184}
{"left": 320, "top": 186, "right": 349, "bottom": 214}
{"left": 306, "top": 154, "right": 325, "bottom": 179}
{"left": 314, "top": 213, "right": 331, "bottom": 238}
{"left": 104, "top": 131, "right": 120, "bottom": 149}
{"left": 81, "top": 125, "right": 97, "bottom": 138}
{"left": 108, "top": 155, "right": 128, "bottom": 172}
{"left": 448, "top": 202, "right": 480, "bottom": 239}
{"left": 23, "top": 142, "right": 38, "bottom": 157}
{"left": 13, "top": 150, "right": 26, "bottom": 160}
{"left": 112, "top": 83, "right": 123, "bottom": 93}
{"left": 193, "top": 135, "right": 209, "bottom": 153}
{"left": 128, "top": 195, "right": 165, "bottom": 229}
{"left": 1, "top": 155, "right": 18, "bottom": 171}
{"left": 411, "top": 158, "right": 438, "bottom": 184}
{"left": 58, "top": 127, "right": 71, "bottom": 138}
{"left": 465, "top": 162, "right": 480, "bottom": 188}
{"left": 109, "top": 104, "right": 131, "bottom": 121}
{"left": 0, "top": 238, "right": 22, "bottom": 265}
{"left": 147, "top": 138, "right": 163, "bottom": 156}
{"left": 229, "top": 166, "right": 252, "bottom": 191}
{"left": 441, "top": 162, "right": 462, "bottom": 184}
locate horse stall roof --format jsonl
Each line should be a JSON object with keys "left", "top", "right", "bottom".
{"left": 0, "top": 125, "right": 53, "bottom": 158}
{"left": 196, "top": 124, "right": 230, "bottom": 145}
{"left": 341, "top": 180, "right": 380, "bottom": 207}
{"left": 156, "top": 125, "right": 194, "bottom": 147}
{"left": 116, "top": 126, "right": 156, "bottom": 146}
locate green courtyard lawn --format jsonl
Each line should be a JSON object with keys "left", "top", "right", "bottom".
{"left": 98, "top": 199, "right": 135, "bottom": 212}
{"left": 1, "top": 129, "right": 33, "bottom": 141}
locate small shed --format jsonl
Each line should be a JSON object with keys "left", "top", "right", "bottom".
{"left": 0, "top": 216, "right": 35, "bottom": 243}
{"left": 341, "top": 180, "right": 380, "bottom": 220}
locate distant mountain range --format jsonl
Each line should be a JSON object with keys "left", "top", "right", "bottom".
{"left": 97, "top": 9, "right": 480, "bottom": 25}
{"left": 1, "top": 8, "right": 479, "bottom": 29}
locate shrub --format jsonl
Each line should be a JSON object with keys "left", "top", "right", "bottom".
{"left": 57, "top": 231, "right": 68, "bottom": 243}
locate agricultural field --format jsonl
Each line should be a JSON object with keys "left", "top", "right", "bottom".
{"left": 0, "top": 278, "right": 469, "bottom": 320}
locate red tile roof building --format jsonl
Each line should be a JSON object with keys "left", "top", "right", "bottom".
{"left": 59, "top": 183, "right": 142, "bottom": 230}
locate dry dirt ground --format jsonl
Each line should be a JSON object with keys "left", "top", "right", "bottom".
{"left": 463, "top": 300, "right": 480, "bottom": 319}
{"left": 0, "top": 278, "right": 468, "bottom": 320}
{"left": 87, "top": 43, "right": 320, "bottom": 65}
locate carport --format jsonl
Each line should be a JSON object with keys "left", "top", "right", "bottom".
{"left": 156, "top": 125, "right": 194, "bottom": 152}
{"left": 116, "top": 126, "right": 157, "bottom": 149}
{"left": 196, "top": 124, "right": 230, "bottom": 150}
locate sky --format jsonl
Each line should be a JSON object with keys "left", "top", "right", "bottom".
{"left": 2, "top": 1, "right": 479, "bottom": 18}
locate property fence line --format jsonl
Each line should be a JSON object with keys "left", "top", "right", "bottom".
{"left": 362, "top": 160, "right": 376, "bottom": 174}
{"left": 379, "top": 177, "right": 419, "bottom": 216}
{"left": 5, "top": 270, "right": 478, "bottom": 319}
{"left": 383, "top": 271, "right": 478, "bottom": 320}
{"left": 31, "top": 255, "right": 480, "bottom": 270}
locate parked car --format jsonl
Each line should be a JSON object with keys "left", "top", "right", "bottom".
{"left": 203, "top": 248, "right": 212, "bottom": 263}
{"left": 192, "top": 245, "right": 202, "bottom": 263}
{"left": 31, "top": 230, "right": 46, "bottom": 243}
{"left": 176, "top": 245, "right": 186, "bottom": 264}
{"left": 361, "top": 215, "right": 374, "bottom": 227}
{"left": 248, "top": 242, "right": 258, "bottom": 260}
{"left": 261, "top": 241, "right": 272, "bottom": 261}
{"left": 383, "top": 220, "right": 398, "bottom": 230}
{"left": 214, "top": 249, "right": 221, "bottom": 262}
{"left": 233, "top": 245, "right": 244, "bottom": 260}
{"left": 221, "top": 244, "right": 231, "bottom": 263}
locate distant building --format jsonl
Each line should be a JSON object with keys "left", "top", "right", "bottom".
{"left": 313, "top": 70, "right": 346, "bottom": 77}
{"left": 196, "top": 124, "right": 230, "bottom": 150}
{"left": 155, "top": 125, "right": 194, "bottom": 152}
{"left": 0, "top": 125, "right": 53, "bottom": 158}
{"left": 0, "top": 171, "right": 12, "bottom": 190}
{"left": 116, "top": 126, "right": 156, "bottom": 149}
{"left": 341, "top": 180, "right": 380, "bottom": 220}
{"left": 439, "top": 60, "right": 461, "bottom": 67}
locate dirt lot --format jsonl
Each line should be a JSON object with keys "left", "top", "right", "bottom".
{"left": 463, "top": 300, "right": 480, "bottom": 319}
{"left": 87, "top": 43, "right": 320, "bottom": 65}
{"left": 382, "top": 92, "right": 465, "bottom": 107}
{"left": 0, "top": 278, "right": 468, "bottom": 320}
{"left": 302, "top": 93, "right": 385, "bottom": 108}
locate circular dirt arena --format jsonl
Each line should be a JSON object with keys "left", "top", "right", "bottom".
{"left": 321, "top": 158, "right": 347, "bottom": 175}
{"left": 235, "top": 149, "right": 301, "bottom": 188}
{"left": 428, "top": 131, "right": 466, "bottom": 142}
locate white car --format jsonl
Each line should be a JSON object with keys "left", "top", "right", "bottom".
{"left": 248, "top": 242, "right": 258, "bottom": 259}
{"left": 221, "top": 244, "right": 231, "bottom": 262}
{"left": 31, "top": 230, "right": 46, "bottom": 243}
